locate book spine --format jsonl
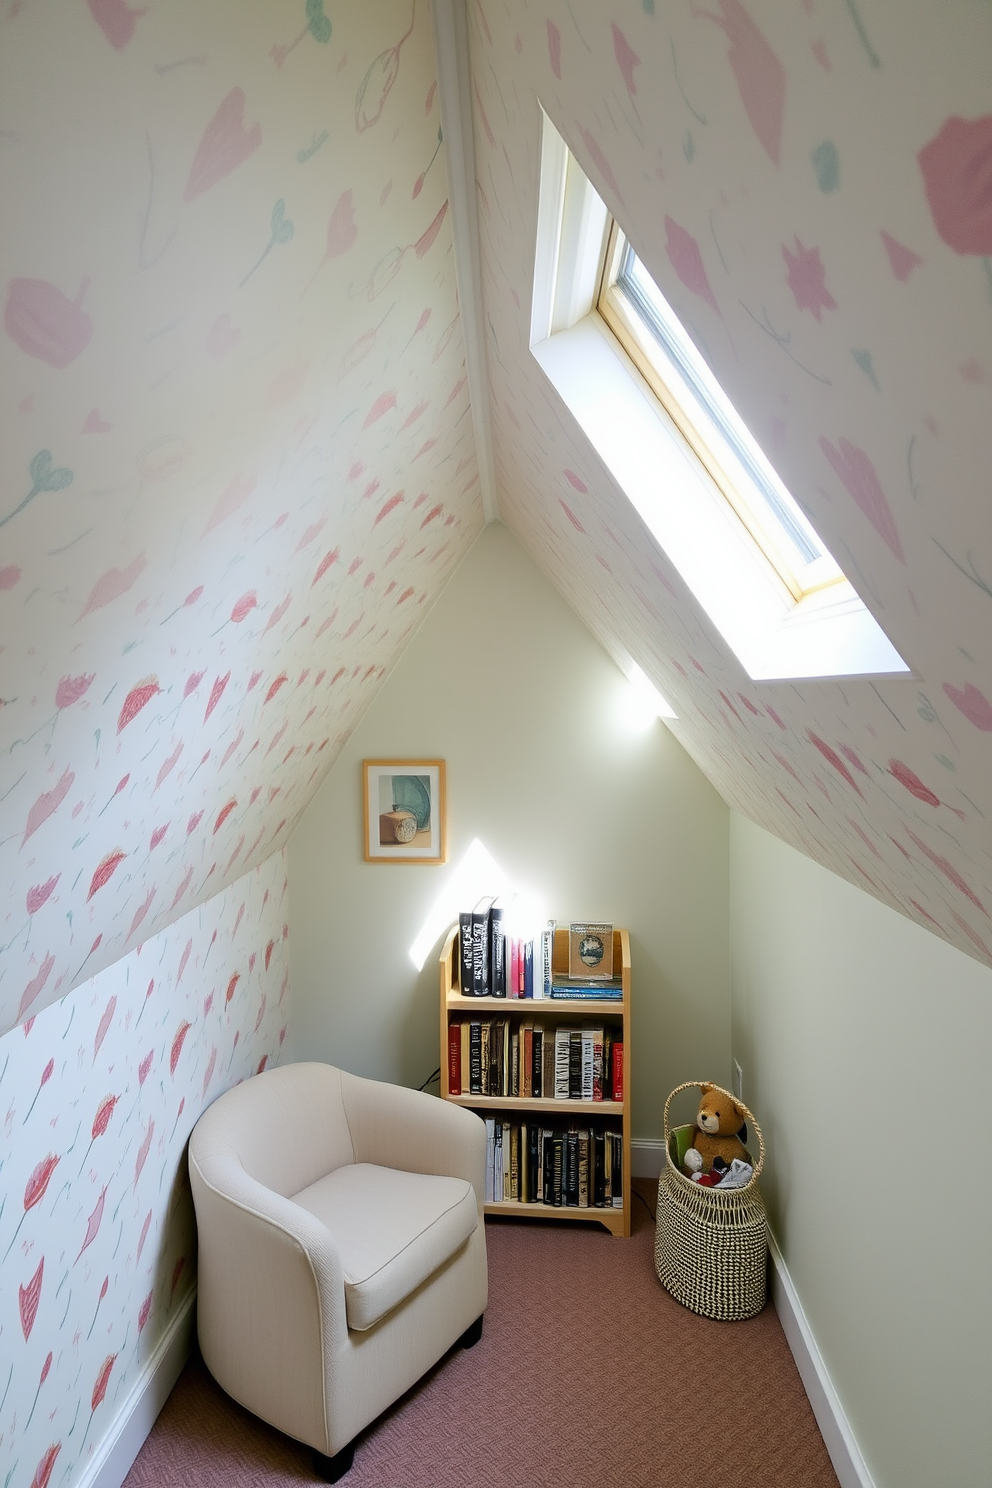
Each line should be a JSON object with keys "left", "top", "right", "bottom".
{"left": 611, "top": 1040, "right": 624, "bottom": 1102}
{"left": 568, "top": 1030, "right": 583, "bottom": 1100}
{"left": 531, "top": 1027, "right": 543, "bottom": 1099}
{"left": 490, "top": 905, "right": 506, "bottom": 997}
{"left": 565, "top": 1127, "right": 579, "bottom": 1206}
{"left": 471, "top": 903, "right": 491, "bottom": 996}
{"left": 523, "top": 938, "right": 534, "bottom": 998}
{"left": 554, "top": 1027, "right": 571, "bottom": 1099}
{"left": 448, "top": 1019, "right": 461, "bottom": 1096}
{"left": 484, "top": 1118, "right": 495, "bottom": 1202}
{"left": 611, "top": 1132, "right": 624, "bottom": 1208}
{"left": 593, "top": 1128, "right": 606, "bottom": 1206}
{"left": 458, "top": 911, "right": 474, "bottom": 993}
{"left": 469, "top": 1021, "right": 482, "bottom": 1095}
{"left": 580, "top": 1029, "right": 594, "bottom": 1101}
{"left": 578, "top": 1129, "right": 590, "bottom": 1208}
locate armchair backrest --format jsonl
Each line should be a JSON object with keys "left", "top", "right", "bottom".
{"left": 192, "top": 1062, "right": 356, "bottom": 1198}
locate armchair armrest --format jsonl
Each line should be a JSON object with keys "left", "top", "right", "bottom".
{"left": 189, "top": 1142, "right": 348, "bottom": 1452}
{"left": 340, "top": 1072, "right": 487, "bottom": 1210}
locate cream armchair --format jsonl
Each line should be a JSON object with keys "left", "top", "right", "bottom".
{"left": 188, "top": 1061, "right": 488, "bottom": 1481}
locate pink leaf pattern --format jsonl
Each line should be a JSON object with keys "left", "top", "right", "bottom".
{"left": 700, "top": 0, "right": 785, "bottom": 165}
{"left": 184, "top": 88, "right": 261, "bottom": 203}
{"left": 26, "top": 875, "right": 60, "bottom": 914}
{"left": 77, "top": 1186, "right": 107, "bottom": 1260}
{"left": 917, "top": 114, "right": 992, "bottom": 255}
{"left": 19, "top": 1255, "right": 44, "bottom": 1339}
{"left": 22, "top": 768, "right": 75, "bottom": 846}
{"left": 819, "top": 437, "right": 905, "bottom": 562}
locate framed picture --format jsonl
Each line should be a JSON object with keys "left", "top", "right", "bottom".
{"left": 362, "top": 759, "right": 446, "bottom": 864}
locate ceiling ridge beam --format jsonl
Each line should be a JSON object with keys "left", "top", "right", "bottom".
{"left": 431, "top": 0, "right": 499, "bottom": 523}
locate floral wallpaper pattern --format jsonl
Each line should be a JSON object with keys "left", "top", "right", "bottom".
{"left": 0, "top": 851, "right": 288, "bottom": 1488}
{"left": 468, "top": 0, "right": 992, "bottom": 970}
{"left": 0, "top": 0, "right": 482, "bottom": 1036}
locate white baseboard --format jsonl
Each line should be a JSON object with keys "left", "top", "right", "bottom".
{"left": 636, "top": 1140, "right": 873, "bottom": 1487}
{"left": 768, "top": 1236, "right": 875, "bottom": 1488}
{"left": 630, "top": 1137, "right": 665, "bottom": 1179}
{"left": 76, "top": 1286, "right": 196, "bottom": 1488}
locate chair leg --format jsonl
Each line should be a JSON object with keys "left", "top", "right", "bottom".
{"left": 458, "top": 1314, "right": 484, "bottom": 1349}
{"left": 313, "top": 1442, "right": 355, "bottom": 1482}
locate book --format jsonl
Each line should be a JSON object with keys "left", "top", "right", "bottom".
{"left": 469, "top": 1020, "right": 482, "bottom": 1095}
{"left": 538, "top": 919, "right": 555, "bottom": 1000}
{"left": 543, "top": 1033, "right": 555, "bottom": 1100}
{"left": 508, "top": 937, "right": 520, "bottom": 1000}
{"left": 568, "top": 923, "right": 614, "bottom": 981}
{"left": 568, "top": 1029, "right": 583, "bottom": 1100}
{"left": 460, "top": 1021, "right": 470, "bottom": 1094}
{"left": 480, "top": 1020, "right": 491, "bottom": 1095}
{"left": 522, "top": 938, "right": 534, "bottom": 997}
{"left": 611, "top": 1131, "right": 624, "bottom": 1208}
{"left": 578, "top": 1129, "right": 590, "bottom": 1207}
{"left": 565, "top": 1127, "right": 578, "bottom": 1205}
{"left": 611, "top": 1040, "right": 624, "bottom": 1103}
{"left": 489, "top": 898, "right": 508, "bottom": 997}
{"left": 548, "top": 980, "right": 622, "bottom": 1000}
{"left": 521, "top": 1022, "right": 533, "bottom": 1098}
{"left": 448, "top": 1019, "right": 461, "bottom": 1095}
{"left": 531, "top": 1027, "right": 543, "bottom": 1099}
{"left": 528, "top": 1124, "right": 540, "bottom": 1202}
{"left": 593, "top": 1127, "right": 606, "bottom": 1206}
{"left": 471, "top": 896, "right": 495, "bottom": 996}
{"left": 551, "top": 1130, "right": 565, "bottom": 1206}
{"left": 458, "top": 911, "right": 474, "bottom": 993}
{"left": 554, "top": 1026, "right": 571, "bottom": 1099}
{"left": 484, "top": 1118, "right": 496, "bottom": 1202}
{"left": 580, "top": 1028, "right": 596, "bottom": 1101}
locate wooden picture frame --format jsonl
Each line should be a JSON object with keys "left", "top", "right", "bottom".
{"left": 362, "top": 759, "right": 446, "bottom": 864}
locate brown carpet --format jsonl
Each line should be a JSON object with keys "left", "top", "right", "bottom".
{"left": 124, "top": 1183, "right": 839, "bottom": 1488}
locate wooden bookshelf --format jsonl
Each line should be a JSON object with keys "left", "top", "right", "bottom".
{"left": 439, "top": 924, "right": 631, "bottom": 1237}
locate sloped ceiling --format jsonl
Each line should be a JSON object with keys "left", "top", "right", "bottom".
{"left": 469, "top": 1, "right": 992, "bottom": 971}
{"left": 0, "top": 0, "right": 482, "bottom": 1033}
{"left": 3, "top": 0, "right": 991, "bottom": 1036}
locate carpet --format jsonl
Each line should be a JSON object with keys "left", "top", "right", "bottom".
{"left": 123, "top": 1184, "right": 839, "bottom": 1488}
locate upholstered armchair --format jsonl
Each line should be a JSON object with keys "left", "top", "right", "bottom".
{"left": 188, "top": 1061, "right": 488, "bottom": 1481}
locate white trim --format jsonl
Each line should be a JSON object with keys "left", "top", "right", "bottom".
{"left": 430, "top": 0, "right": 499, "bottom": 524}
{"left": 75, "top": 1287, "right": 196, "bottom": 1488}
{"left": 630, "top": 1137, "right": 666, "bottom": 1179}
{"left": 768, "top": 1235, "right": 877, "bottom": 1488}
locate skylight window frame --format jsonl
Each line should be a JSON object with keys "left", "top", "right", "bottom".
{"left": 596, "top": 222, "right": 842, "bottom": 605}
{"left": 528, "top": 109, "right": 910, "bottom": 684}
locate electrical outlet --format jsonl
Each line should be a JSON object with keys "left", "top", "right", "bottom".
{"left": 733, "top": 1059, "right": 743, "bottom": 1100}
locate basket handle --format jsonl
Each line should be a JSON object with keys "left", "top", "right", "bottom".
{"left": 663, "top": 1080, "right": 765, "bottom": 1182}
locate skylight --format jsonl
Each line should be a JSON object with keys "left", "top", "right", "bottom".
{"left": 600, "top": 233, "right": 843, "bottom": 601}
{"left": 529, "top": 110, "right": 910, "bottom": 684}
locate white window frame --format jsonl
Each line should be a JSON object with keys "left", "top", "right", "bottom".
{"left": 529, "top": 112, "right": 910, "bottom": 684}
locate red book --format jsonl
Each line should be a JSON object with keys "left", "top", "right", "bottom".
{"left": 610, "top": 1041, "right": 624, "bottom": 1102}
{"left": 448, "top": 1020, "right": 461, "bottom": 1095}
{"left": 509, "top": 937, "right": 520, "bottom": 999}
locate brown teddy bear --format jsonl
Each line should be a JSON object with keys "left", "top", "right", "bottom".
{"left": 683, "top": 1084, "right": 749, "bottom": 1177}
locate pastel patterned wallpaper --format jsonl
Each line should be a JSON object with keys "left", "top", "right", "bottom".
{"left": 0, "top": 850, "right": 288, "bottom": 1488}
{"left": 468, "top": 0, "right": 992, "bottom": 970}
{"left": 0, "top": 0, "right": 481, "bottom": 1035}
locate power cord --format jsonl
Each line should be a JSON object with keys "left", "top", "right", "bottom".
{"left": 633, "top": 1185, "right": 656, "bottom": 1224}
{"left": 418, "top": 1067, "right": 441, "bottom": 1092}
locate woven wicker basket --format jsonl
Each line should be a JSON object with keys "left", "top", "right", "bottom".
{"left": 654, "top": 1081, "right": 768, "bottom": 1322}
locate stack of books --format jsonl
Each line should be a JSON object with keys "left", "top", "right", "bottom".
{"left": 484, "top": 1120, "right": 624, "bottom": 1210}
{"left": 448, "top": 1018, "right": 623, "bottom": 1102}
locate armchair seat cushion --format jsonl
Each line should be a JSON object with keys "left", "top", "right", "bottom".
{"left": 291, "top": 1162, "right": 478, "bottom": 1331}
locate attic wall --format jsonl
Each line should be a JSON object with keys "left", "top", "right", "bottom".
{"left": 468, "top": 1, "right": 992, "bottom": 971}
{"left": 289, "top": 522, "right": 731, "bottom": 1135}
{"left": 0, "top": 851, "right": 288, "bottom": 1488}
{"left": 731, "top": 815, "right": 992, "bottom": 1488}
{"left": 0, "top": 0, "right": 481, "bottom": 1037}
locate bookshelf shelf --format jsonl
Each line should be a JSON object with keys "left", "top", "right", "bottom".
{"left": 439, "top": 924, "right": 631, "bottom": 1238}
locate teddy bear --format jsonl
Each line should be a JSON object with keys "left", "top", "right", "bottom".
{"left": 683, "top": 1084, "right": 749, "bottom": 1177}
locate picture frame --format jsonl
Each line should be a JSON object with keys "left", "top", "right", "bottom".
{"left": 362, "top": 759, "right": 446, "bottom": 864}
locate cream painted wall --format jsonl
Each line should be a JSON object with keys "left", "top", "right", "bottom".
{"left": 730, "top": 813, "right": 992, "bottom": 1488}
{"left": 289, "top": 522, "right": 730, "bottom": 1140}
